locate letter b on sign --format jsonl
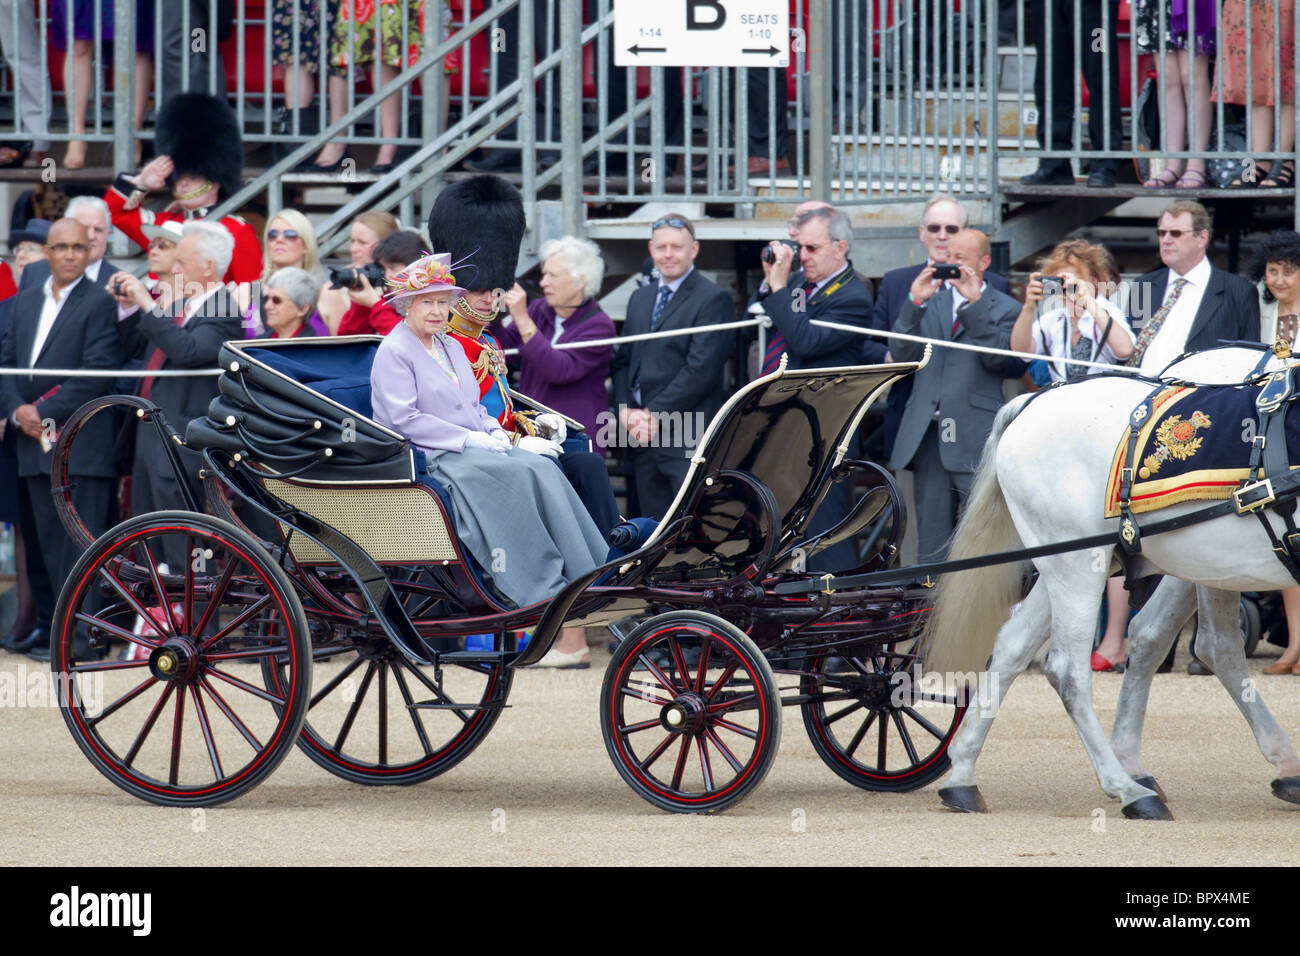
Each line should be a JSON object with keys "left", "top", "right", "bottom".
{"left": 687, "top": 0, "right": 726, "bottom": 30}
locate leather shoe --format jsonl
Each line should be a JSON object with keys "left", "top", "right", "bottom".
{"left": 1091, "top": 651, "right": 1125, "bottom": 672}
{"left": 464, "top": 149, "right": 521, "bottom": 173}
{"left": 1019, "top": 164, "right": 1074, "bottom": 185}
{"left": 1187, "top": 657, "right": 1214, "bottom": 676}
{"left": 6, "top": 626, "right": 46, "bottom": 655}
{"left": 27, "top": 641, "right": 50, "bottom": 662}
{"left": 747, "top": 155, "right": 791, "bottom": 175}
{"left": 1086, "top": 166, "right": 1117, "bottom": 188}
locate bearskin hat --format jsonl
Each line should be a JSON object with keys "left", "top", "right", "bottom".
{"left": 426, "top": 174, "right": 526, "bottom": 292}
{"left": 155, "top": 93, "right": 243, "bottom": 198}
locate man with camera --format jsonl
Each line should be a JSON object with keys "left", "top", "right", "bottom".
{"left": 108, "top": 223, "right": 242, "bottom": 559}
{"left": 0, "top": 218, "right": 122, "bottom": 660}
{"left": 888, "top": 228, "right": 1021, "bottom": 563}
{"left": 335, "top": 230, "right": 425, "bottom": 336}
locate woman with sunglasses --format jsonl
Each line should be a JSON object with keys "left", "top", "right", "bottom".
{"left": 243, "top": 210, "right": 329, "bottom": 338}
{"left": 261, "top": 267, "right": 321, "bottom": 340}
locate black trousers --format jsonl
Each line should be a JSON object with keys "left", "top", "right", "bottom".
{"left": 20, "top": 474, "right": 112, "bottom": 630}
{"left": 158, "top": 1, "right": 228, "bottom": 97}
{"left": 1031, "top": 0, "right": 1122, "bottom": 168}
{"left": 744, "top": 67, "right": 788, "bottom": 160}
{"left": 560, "top": 450, "right": 620, "bottom": 541}
{"left": 627, "top": 445, "right": 690, "bottom": 522}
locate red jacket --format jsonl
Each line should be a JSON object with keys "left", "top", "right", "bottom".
{"left": 105, "top": 174, "right": 262, "bottom": 285}
{"left": 337, "top": 299, "right": 401, "bottom": 337}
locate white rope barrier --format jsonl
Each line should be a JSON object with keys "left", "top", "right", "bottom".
{"left": 0, "top": 367, "right": 222, "bottom": 377}
{"left": 498, "top": 316, "right": 764, "bottom": 355}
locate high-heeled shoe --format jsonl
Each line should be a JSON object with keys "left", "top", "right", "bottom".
{"left": 1091, "top": 651, "right": 1126, "bottom": 673}
{"left": 297, "top": 147, "right": 352, "bottom": 174}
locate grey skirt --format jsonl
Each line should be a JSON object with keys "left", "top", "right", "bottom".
{"left": 425, "top": 445, "right": 609, "bottom": 608}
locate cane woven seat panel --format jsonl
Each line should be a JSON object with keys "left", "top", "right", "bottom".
{"left": 264, "top": 479, "right": 459, "bottom": 563}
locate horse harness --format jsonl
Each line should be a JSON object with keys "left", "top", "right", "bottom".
{"left": 1115, "top": 343, "right": 1300, "bottom": 584}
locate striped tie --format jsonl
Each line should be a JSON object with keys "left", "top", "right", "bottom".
{"left": 1128, "top": 277, "right": 1188, "bottom": 368}
{"left": 761, "top": 281, "right": 815, "bottom": 375}
{"left": 650, "top": 284, "right": 672, "bottom": 331}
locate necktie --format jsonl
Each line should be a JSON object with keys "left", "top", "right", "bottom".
{"left": 761, "top": 280, "right": 816, "bottom": 375}
{"left": 650, "top": 284, "right": 672, "bottom": 331}
{"left": 140, "top": 304, "right": 186, "bottom": 400}
{"left": 1128, "top": 277, "right": 1188, "bottom": 367}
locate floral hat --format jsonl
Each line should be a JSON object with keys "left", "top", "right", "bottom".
{"left": 384, "top": 252, "right": 466, "bottom": 304}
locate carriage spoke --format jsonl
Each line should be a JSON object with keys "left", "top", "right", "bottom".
{"left": 139, "top": 539, "right": 177, "bottom": 634}
{"left": 97, "top": 567, "right": 164, "bottom": 636}
{"left": 334, "top": 661, "right": 377, "bottom": 753}
{"left": 68, "top": 658, "right": 152, "bottom": 673}
{"left": 694, "top": 639, "right": 711, "bottom": 693}
{"left": 824, "top": 700, "right": 866, "bottom": 725}
{"left": 400, "top": 657, "right": 471, "bottom": 723}
{"left": 391, "top": 663, "right": 434, "bottom": 755}
{"left": 201, "top": 594, "right": 273, "bottom": 650}
{"left": 192, "top": 558, "right": 238, "bottom": 639}
{"left": 704, "top": 727, "right": 744, "bottom": 773}
{"left": 378, "top": 662, "right": 389, "bottom": 765}
{"left": 205, "top": 644, "right": 292, "bottom": 662}
{"left": 168, "top": 685, "right": 186, "bottom": 786}
{"left": 669, "top": 638, "right": 690, "bottom": 687}
{"left": 639, "top": 654, "right": 683, "bottom": 696}
{"left": 713, "top": 717, "right": 758, "bottom": 740}
{"left": 205, "top": 666, "right": 287, "bottom": 705}
{"left": 902, "top": 706, "right": 946, "bottom": 740}
{"left": 877, "top": 708, "right": 889, "bottom": 767}
{"left": 639, "top": 732, "right": 677, "bottom": 772}
{"left": 670, "top": 736, "right": 691, "bottom": 791}
{"left": 87, "top": 676, "right": 157, "bottom": 726}
{"left": 183, "top": 535, "right": 195, "bottom": 635}
{"left": 310, "top": 655, "right": 365, "bottom": 709}
{"left": 198, "top": 676, "right": 263, "bottom": 751}
{"left": 75, "top": 611, "right": 161, "bottom": 651}
{"left": 191, "top": 685, "right": 224, "bottom": 780}
{"left": 620, "top": 683, "right": 672, "bottom": 707}
{"left": 708, "top": 692, "right": 758, "bottom": 714}
{"left": 705, "top": 663, "right": 738, "bottom": 700}
{"left": 697, "top": 733, "right": 714, "bottom": 790}
{"left": 844, "top": 710, "right": 877, "bottom": 758}
{"left": 617, "top": 718, "right": 662, "bottom": 735}
{"left": 915, "top": 692, "right": 960, "bottom": 707}
{"left": 891, "top": 710, "right": 921, "bottom": 765}
{"left": 124, "top": 683, "right": 174, "bottom": 767}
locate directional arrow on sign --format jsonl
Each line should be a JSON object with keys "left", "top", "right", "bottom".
{"left": 741, "top": 46, "right": 781, "bottom": 56}
{"left": 627, "top": 44, "right": 667, "bottom": 55}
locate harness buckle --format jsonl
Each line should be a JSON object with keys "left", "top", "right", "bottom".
{"left": 1253, "top": 433, "right": 1267, "bottom": 449}
{"left": 1235, "top": 478, "right": 1276, "bottom": 514}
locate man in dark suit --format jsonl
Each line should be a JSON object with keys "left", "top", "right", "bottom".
{"left": 753, "top": 203, "right": 875, "bottom": 570}
{"left": 888, "top": 229, "right": 1022, "bottom": 563}
{"left": 17, "top": 196, "right": 122, "bottom": 294}
{"left": 0, "top": 218, "right": 123, "bottom": 659}
{"left": 612, "top": 214, "right": 734, "bottom": 520}
{"left": 1127, "top": 201, "right": 1261, "bottom": 374}
{"left": 109, "top": 221, "right": 242, "bottom": 566}
{"left": 871, "top": 195, "right": 1011, "bottom": 461}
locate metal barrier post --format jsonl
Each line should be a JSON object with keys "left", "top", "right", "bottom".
{"left": 808, "top": 0, "right": 832, "bottom": 198}
{"left": 520, "top": 0, "right": 537, "bottom": 219}
{"left": 560, "top": 0, "right": 582, "bottom": 235}
{"left": 112, "top": 0, "right": 134, "bottom": 182}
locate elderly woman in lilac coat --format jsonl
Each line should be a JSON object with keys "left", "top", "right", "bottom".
{"left": 369, "top": 253, "right": 608, "bottom": 609}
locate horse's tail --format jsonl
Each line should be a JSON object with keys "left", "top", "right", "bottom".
{"left": 919, "top": 397, "right": 1028, "bottom": 677}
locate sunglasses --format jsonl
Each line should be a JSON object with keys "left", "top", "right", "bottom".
{"left": 1156, "top": 228, "right": 1198, "bottom": 239}
{"left": 651, "top": 217, "right": 695, "bottom": 238}
{"left": 924, "top": 223, "right": 960, "bottom": 235}
{"left": 267, "top": 229, "right": 301, "bottom": 241}
{"left": 263, "top": 294, "right": 289, "bottom": 306}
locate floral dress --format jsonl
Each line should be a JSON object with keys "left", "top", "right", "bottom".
{"left": 1134, "top": 0, "right": 1217, "bottom": 55}
{"left": 1218, "top": 0, "right": 1296, "bottom": 106}
{"left": 271, "top": 0, "right": 334, "bottom": 70}
{"left": 328, "top": 0, "right": 425, "bottom": 75}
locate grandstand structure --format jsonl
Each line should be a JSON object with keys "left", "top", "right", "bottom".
{"left": 0, "top": 0, "right": 1296, "bottom": 304}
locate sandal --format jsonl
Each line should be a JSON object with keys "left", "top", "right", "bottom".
{"left": 1230, "top": 158, "right": 1270, "bottom": 187}
{"left": 1143, "top": 167, "right": 1180, "bottom": 189}
{"left": 1261, "top": 159, "right": 1295, "bottom": 189}
{"left": 1175, "top": 167, "right": 1207, "bottom": 188}
{"left": 0, "top": 141, "right": 31, "bottom": 168}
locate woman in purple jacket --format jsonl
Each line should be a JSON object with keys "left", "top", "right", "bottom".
{"left": 370, "top": 253, "right": 607, "bottom": 610}
{"left": 494, "top": 236, "right": 616, "bottom": 452}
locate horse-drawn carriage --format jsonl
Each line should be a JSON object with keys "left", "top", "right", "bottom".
{"left": 48, "top": 336, "right": 963, "bottom": 812}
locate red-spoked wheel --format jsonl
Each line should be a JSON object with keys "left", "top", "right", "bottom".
{"left": 53, "top": 512, "right": 311, "bottom": 807}
{"left": 600, "top": 611, "right": 780, "bottom": 814}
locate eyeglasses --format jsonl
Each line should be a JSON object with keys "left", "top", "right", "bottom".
{"left": 263, "top": 294, "right": 287, "bottom": 306}
{"left": 1156, "top": 228, "right": 1197, "bottom": 239}
{"left": 47, "top": 243, "right": 88, "bottom": 254}
{"left": 924, "top": 223, "right": 960, "bottom": 235}
{"left": 651, "top": 217, "right": 695, "bottom": 238}
{"left": 267, "top": 229, "right": 301, "bottom": 241}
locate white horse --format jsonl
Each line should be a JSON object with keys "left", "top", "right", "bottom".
{"left": 923, "top": 346, "right": 1300, "bottom": 819}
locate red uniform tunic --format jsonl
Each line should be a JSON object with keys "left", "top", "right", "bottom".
{"left": 447, "top": 319, "right": 517, "bottom": 432}
{"left": 105, "top": 174, "right": 262, "bottom": 285}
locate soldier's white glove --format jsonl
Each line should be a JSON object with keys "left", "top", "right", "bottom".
{"left": 534, "top": 413, "right": 567, "bottom": 444}
{"left": 518, "top": 435, "right": 563, "bottom": 459}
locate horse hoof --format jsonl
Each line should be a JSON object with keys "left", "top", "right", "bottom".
{"left": 1122, "top": 795, "right": 1174, "bottom": 821}
{"left": 1269, "top": 776, "right": 1300, "bottom": 805}
{"left": 938, "top": 785, "right": 988, "bottom": 813}
{"left": 1132, "top": 774, "right": 1168, "bottom": 803}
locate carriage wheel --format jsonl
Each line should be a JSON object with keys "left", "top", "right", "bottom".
{"left": 800, "top": 645, "right": 966, "bottom": 792}
{"left": 53, "top": 513, "right": 311, "bottom": 807}
{"left": 261, "top": 628, "right": 514, "bottom": 786}
{"left": 601, "top": 611, "right": 780, "bottom": 814}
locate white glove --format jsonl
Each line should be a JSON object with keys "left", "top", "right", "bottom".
{"left": 465, "top": 431, "right": 510, "bottom": 455}
{"left": 534, "top": 412, "right": 567, "bottom": 444}
{"left": 517, "top": 435, "right": 563, "bottom": 459}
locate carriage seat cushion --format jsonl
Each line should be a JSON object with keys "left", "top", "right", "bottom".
{"left": 245, "top": 344, "right": 378, "bottom": 420}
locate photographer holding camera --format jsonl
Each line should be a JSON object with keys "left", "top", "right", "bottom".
{"left": 335, "top": 229, "right": 425, "bottom": 337}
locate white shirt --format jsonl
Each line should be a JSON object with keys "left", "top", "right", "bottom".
{"left": 1029, "top": 297, "right": 1135, "bottom": 382}
{"left": 85, "top": 258, "right": 104, "bottom": 284}
{"left": 29, "top": 275, "right": 84, "bottom": 367}
{"left": 181, "top": 283, "right": 223, "bottom": 326}
{"left": 948, "top": 280, "right": 987, "bottom": 330}
{"left": 1139, "top": 256, "right": 1212, "bottom": 374}
{"left": 657, "top": 265, "right": 694, "bottom": 299}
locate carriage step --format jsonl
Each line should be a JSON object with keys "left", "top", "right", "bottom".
{"left": 407, "top": 699, "right": 510, "bottom": 711}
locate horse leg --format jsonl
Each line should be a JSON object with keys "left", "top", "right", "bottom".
{"left": 1039, "top": 567, "right": 1171, "bottom": 820}
{"left": 1110, "top": 576, "right": 1197, "bottom": 802}
{"left": 939, "top": 579, "right": 1050, "bottom": 813}
{"left": 1193, "top": 586, "right": 1300, "bottom": 804}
